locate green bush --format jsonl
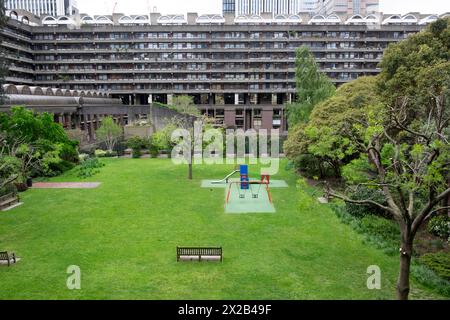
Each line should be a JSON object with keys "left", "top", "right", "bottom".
{"left": 411, "top": 263, "right": 450, "bottom": 297}
{"left": 126, "top": 136, "right": 149, "bottom": 159}
{"left": 427, "top": 215, "right": 450, "bottom": 240}
{"left": 95, "top": 149, "right": 107, "bottom": 158}
{"left": 345, "top": 187, "right": 389, "bottom": 218}
{"left": 331, "top": 203, "right": 400, "bottom": 256}
{"left": 76, "top": 158, "right": 105, "bottom": 178}
{"left": 419, "top": 252, "right": 450, "bottom": 281}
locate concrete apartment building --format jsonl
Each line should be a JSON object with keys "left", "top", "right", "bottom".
{"left": 5, "top": 0, "right": 78, "bottom": 16}
{"left": 318, "top": 0, "right": 379, "bottom": 16}
{"left": 1, "top": 9, "right": 446, "bottom": 133}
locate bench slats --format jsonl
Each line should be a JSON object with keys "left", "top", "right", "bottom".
{"left": 0, "top": 251, "right": 16, "bottom": 267}
{"left": 177, "top": 247, "right": 222, "bottom": 262}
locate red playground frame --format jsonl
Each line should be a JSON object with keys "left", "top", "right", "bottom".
{"left": 226, "top": 181, "right": 273, "bottom": 204}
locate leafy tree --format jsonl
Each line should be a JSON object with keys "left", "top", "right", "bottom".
{"left": 327, "top": 19, "right": 450, "bottom": 300}
{"left": 285, "top": 76, "right": 380, "bottom": 178}
{"left": 169, "top": 96, "right": 200, "bottom": 179}
{"left": 286, "top": 46, "right": 335, "bottom": 126}
{"left": 0, "top": 107, "right": 79, "bottom": 179}
{"left": 95, "top": 116, "right": 122, "bottom": 152}
{"left": 171, "top": 95, "right": 200, "bottom": 117}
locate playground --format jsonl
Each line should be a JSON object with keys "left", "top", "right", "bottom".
{"left": 0, "top": 158, "right": 441, "bottom": 299}
{"left": 201, "top": 165, "right": 288, "bottom": 214}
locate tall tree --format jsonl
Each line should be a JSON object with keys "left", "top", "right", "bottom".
{"left": 170, "top": 95, "right": 200, "bottom": 180}
{"left": 286, "top": 46, "right": 335, "bottom": 126}
{"left": 95, "top": 116, "right": 122, "bottom": 152}
{"left": 327, "top": 19, "right": 450, "bottom": 300}
{"left": 284, "top": 76, "right": 379, "bottom": 178}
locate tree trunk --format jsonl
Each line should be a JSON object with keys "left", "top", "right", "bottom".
{"left": 446, "top": 177, "right": 450, "bottom": 217}
{"left": 397, "top": 236, "right": 413, "bottom": 300}
{"left": 188, "top": 163, "right": 193, "bottom": 180}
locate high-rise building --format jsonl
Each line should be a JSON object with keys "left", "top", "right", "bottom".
{"left": 5, "top": 0, "right": 78, "bottom": 16}
{"left": 223, "top": 0, "right": 320, "bottom": 17}
{"left": 319, "top": 0, "right": 379, "bottom": 16}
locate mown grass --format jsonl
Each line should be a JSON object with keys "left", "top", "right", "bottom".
{"left": 0, "top": 158, "right": 444, "bottom": 299}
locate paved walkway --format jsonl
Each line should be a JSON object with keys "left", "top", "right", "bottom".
{"left": 32, "top": 182, "right": 101, "bottom": 189}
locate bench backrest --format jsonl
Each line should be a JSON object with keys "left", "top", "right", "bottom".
{"left": 0, "top": 252, "right": 9, "bottom": 260}
{"left": 177, "top": 247, "right": 222, "bottom": 256}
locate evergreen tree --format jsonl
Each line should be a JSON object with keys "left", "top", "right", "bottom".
{"left": 286, "top": 46, "right": 335, "bottom": 126}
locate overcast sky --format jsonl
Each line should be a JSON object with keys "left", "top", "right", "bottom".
{"left": 76, "top": 0, "right": 450, "bottom": 15}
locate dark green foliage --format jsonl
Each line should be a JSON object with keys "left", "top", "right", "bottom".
{"left": 330, "top": 203, "right": 400, "bottom": 256}
{"left": 76, "top": 158, "right": 105, "bottom": 178}
{"left": 126, "top": 136, "right": 149, "bottom": 159}
{"left": 345, "top": 187, "right": 389, "bottom": 218}
{"left": 419, "top": 252, "right": 450, "bottom": 281}
{"left": 411, "top": 264, "right": 450, "bottom": 297}
{"left": 286, "top": 46, "right": 335, "bottom": 125}
{"left": 427, "top": 216, "right": 450, "bottom": 240}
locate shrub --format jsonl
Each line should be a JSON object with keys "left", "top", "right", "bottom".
{"left": 95, "top": 149, "right": 107, "bottom": 158}
{"left": 79, "top": 154, "right": 89, "bottom": 162}
{"left": 331, "top": 203, "right": 400, "bottom": 256}
{"left": 419, "top": 252, "right": 450, "bottom": 281}
{"left": 345, "top": 186, "right": 389, "bottom": 218}
{"left": 427, "top": 215, "right": 450, "bottom": 240}
{"left": 411, "top": 263, "right": 450, "bottom": 297}
{"left": 77, "top": 157, "right": 105, "bottom": 178}
{"left": 126, "top": 136, "right": 149, "bottom": 159}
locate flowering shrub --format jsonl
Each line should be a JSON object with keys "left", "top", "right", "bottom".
{"left": 428, "top": 215, "right": 450, "bottom": 241}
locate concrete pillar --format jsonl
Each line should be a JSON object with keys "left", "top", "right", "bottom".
{"left": 94, "top": 115, "right": 99, "bottom": 130}
{"left": 261, "top": 108, "right": 273, "bottom": 130}
{"left": 250, "top": 94, "right": 258, "bottom": 105}
{"left": 167, "top": 94, "right": 173, "bottom": 105}
{"left": 272, "top": 94, "right": 277, "bottom": 105}
{"left": 86, "top": 114, "right": 95, "bottom": 142}
{"left": 148, "top": 94, "right": 152, "bottom": 104}
{"left": 234, "top": 93, "right": 239, "bottom": 105}
{"left": 74, "top": 114, "right": 81, "bottom": 129}
{"left": 224, "top": 108, "right": 236, "bottom": 128}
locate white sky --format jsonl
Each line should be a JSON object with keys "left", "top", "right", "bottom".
{"left": 76, "top": 0, "right": 450, "bottom": 15}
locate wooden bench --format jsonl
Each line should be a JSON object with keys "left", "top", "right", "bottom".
{"left": 0, "top": 252, "right": 16, "bottom": 267}
{"left": 0, "top": 193, "right": 20, "bottom": 211}
{"left": 177, "top": 247, "right": 222, "bottom": 262}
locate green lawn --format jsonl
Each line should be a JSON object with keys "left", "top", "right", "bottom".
{"left": 0, "top": 158, "right": 442, "bottom": 299}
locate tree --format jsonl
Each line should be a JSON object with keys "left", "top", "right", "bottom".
{"left": 327, "top": 19, "right": 450, "bottom": 300}
{"left": 286, "top": 46, "right": 335, "bottom": 126}
{"left": 284, "top": 76, "right": 380, "bottom": 178}
{"left": 171, "top": 95, "right": 201, "bottom": 117}
{"left": 170, "top": 96, "right": 200, "bottom": 180}
{"left": 0, "top": 107, "right": 79, "bottom": 179}
{"left": 95, "top": 116, "right": 122, "bottom": 152}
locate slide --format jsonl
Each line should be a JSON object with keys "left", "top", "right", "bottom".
{"left": 212, "top": 170, "right": 240, "bottom": 184}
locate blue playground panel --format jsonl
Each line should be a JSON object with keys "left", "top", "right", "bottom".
{"left": 240, "top": 165, "right": 249, "bottom": 190}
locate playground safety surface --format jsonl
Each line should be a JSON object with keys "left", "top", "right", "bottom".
{"left": 201, "top": 179, "right": 288, "bottom": 214}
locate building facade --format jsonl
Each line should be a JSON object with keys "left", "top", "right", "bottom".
{"left": 5, "top": 0, "right": 78, "bottom": 16}
{"left": 1, "top": 10, "right": 445, "bottom": 132}
{"left": 224, "top": 0, "right": 319, "bottom": 17}
{"left": 319, "top": 0, "right": 379, "bottom": 16}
